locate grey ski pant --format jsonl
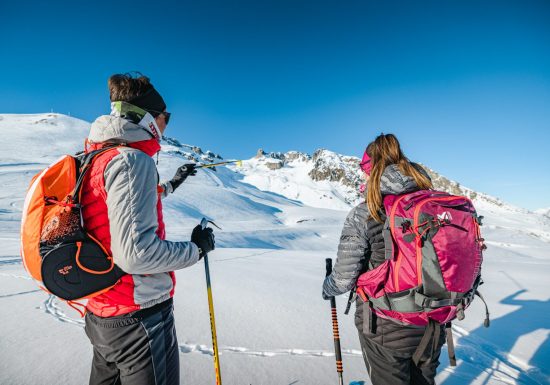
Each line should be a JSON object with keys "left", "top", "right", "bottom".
{"left": 84, "top": 299, "right": 179, "bottom": 385}
{"left": 355, "top": 299, "right": 446, "bottom": 385}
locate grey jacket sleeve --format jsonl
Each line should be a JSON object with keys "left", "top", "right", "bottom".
{"left": 159, "top": 181, "right": 173, "bottom": 199}
{"left": 322, "top": 203, "right": 370, "bottom": 298}
{"left": 104, "top": 149, "right": 200, "bottom": 274}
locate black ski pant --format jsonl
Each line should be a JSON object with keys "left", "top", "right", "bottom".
{"left": 84, "top": 298, "right": 179, "bottom": 385}
{"left": 355, "top": 299, "right": 446, "bottom": 385}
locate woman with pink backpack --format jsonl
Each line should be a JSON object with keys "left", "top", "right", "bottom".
{"left": 322, "top": 133, "right": 476, "bottom": 385}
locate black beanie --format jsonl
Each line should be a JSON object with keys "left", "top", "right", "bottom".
{"left": 128, "top": 88, "right": 166, "bottom": 116}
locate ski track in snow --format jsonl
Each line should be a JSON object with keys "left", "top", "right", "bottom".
{"left": 0, "top": 289, "right": 41, "bottom": 298}
{"left": 2, "top": 268, "right": 546, "bottom": 384}
{"left": 201, "top": 167, "right": 224, "bottom": 187}
{"left": 0, "top": 258, "right": 22, "bottom": 266}
{"left": 448, "top": 325, "right": 548, "bottom": 385}
{"left": 179, "top": 342, "right": 362, "bottom": 358}
{"left": 214, "top": 249, "right": 277, "bottom": 262}
{"left": 43, "top": 295, "right": 85, "bottom": 327}
{"left": 39, "top": 296, "right": 362, "bottom": 359}
{"left": 36, "top": 293, "right": 547, "bottom": 384}
{"left": 0, "top": 272, "right": 32, "bottom": 280}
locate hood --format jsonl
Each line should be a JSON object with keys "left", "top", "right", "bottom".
{"left": 379, "top": 163, "right": 430, "bottom": 195}
{"left": 89, "top": 115, "right": 154, "bottom": 143}
{"left": 88, "top": 101, "right": 162, "bottom": 144}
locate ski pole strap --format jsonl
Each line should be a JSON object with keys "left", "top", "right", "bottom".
{"left": 445, "top": 322, "right": 457, "bottom": 367}
{"left": 475, "top": 290, "right": 491, "bottom": 327}
{"left": 344, "top": 288, "right": 356, "bottom": 315}
{"left": 412, "top": 319, "right": 441, "bottom": 366}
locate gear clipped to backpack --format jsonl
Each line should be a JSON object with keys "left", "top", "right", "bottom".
{"left": 21, "top": 147, "right": 125, "bottom": 301}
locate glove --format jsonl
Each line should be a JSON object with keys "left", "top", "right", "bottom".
{"left": 322, "top": 276, "right": 334, "bottom": 300}
{"left": 170, "top": 164, "right": 197, "bottom": 191}
{"left": 191, "top": 225, "right": 215, "bottom": 259}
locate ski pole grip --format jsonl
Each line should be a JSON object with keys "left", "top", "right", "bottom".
{"left": 325, "top": 258, "right": 333, "bottom": 277}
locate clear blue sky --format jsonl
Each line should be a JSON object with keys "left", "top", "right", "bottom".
{"left": 1, "top": 0, "right": 549, "bottom": 210}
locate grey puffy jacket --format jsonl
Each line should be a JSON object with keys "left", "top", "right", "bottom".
{"left": 322, "top": 164, "right": 447, "bottom": 360}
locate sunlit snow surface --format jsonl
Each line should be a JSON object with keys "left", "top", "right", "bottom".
{"left": 0, "top": 114, "right": 549, "bottom": 385}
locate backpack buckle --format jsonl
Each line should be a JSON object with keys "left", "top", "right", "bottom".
{"left": 401, "top": 220, "right": 412, "bottom": 233}
{"left": 456, "top": 303, "right": 465, "bottom": 321}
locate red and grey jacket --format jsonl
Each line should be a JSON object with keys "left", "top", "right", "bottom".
{"left": 82, "top": 112, "right": 199, "bottom": 317}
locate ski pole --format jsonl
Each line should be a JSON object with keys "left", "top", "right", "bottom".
{"left": 326, "top": 258, "right": 344, "bottom": 385}
{"left": 201, "top": 218, "right": 223, "bottom": 385}
{"left": 196, "top": 160, "right": 243, "bottom": 169}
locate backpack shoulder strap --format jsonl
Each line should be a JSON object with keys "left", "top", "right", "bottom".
{"left": 72, "top": 145, "right": 124, "bottom": 202}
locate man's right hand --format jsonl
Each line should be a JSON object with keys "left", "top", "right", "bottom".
{"left": 170, "top": 164, "right": 197, "bottom": 192}
{"left": 191, "top": 225, "right": 215, "bottom": 259}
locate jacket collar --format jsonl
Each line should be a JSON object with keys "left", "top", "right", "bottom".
{"left": 379, "top": 164, "right": 430, "bottom": 195}
{"left": 87, "top": 102, "right": 163, "bottom": 157}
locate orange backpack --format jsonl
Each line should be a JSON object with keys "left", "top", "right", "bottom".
{"left": 20, "top": 147, "right": 125, "bottom": 302}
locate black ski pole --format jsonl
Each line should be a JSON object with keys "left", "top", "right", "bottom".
{"left": 326, "top": 258, "right": 344, "bottom": 385}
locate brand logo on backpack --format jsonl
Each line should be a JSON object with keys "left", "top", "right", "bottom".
{"left": 437, "top": 211, "right": 452, "bottom": 223}
{"left": 58, "top": 265, "right": 73, "bottom": 275}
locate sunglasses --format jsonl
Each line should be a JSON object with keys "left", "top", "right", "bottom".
{"left": 149, "top": 110, "right": 171, "bottom": 125}
{"left": 162, "top": 111, "right": 171, "bottom": 124}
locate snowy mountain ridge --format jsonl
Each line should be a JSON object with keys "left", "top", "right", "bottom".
{"left": 196, "top": 145, "right": 527, "bottom": 215}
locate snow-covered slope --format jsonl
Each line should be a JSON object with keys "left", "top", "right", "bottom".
{"left": 1, "top": 114, "right": 549, "bottom": 385}
{"left": 237, "top": 148, "right": 362, "bottom": 211}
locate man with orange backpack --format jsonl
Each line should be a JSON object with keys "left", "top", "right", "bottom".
{"left": 78, "top": 73, "right": 214, "bottom": 385}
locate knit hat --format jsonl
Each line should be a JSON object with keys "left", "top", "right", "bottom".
{"left": 127, "top": 88, "right": 166, "bottom": 116}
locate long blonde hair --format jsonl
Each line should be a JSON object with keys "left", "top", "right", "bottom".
{"left": 366, "top": 133, "right": 432, "bottom": 222}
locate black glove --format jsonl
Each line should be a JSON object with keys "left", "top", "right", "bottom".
{"left": 170, "top": 164, "right": 197, "bottom": 191}
{"left": 191, "top": 225, "right": 215, "bottom": 259}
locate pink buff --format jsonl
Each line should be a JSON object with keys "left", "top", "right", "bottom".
{"left": 360, "top": 150, "right": 372, "bottom": 175}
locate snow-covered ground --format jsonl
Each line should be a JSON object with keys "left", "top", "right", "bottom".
{"left": 0, "top": 114, "right": 549, "bottom": 385}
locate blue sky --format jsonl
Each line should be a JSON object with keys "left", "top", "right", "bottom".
{"left": 1, "top": 0, "right": 549, "bottom": 210}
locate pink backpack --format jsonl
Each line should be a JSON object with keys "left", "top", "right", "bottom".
{"left": 356, "top": 190, "right": 487, "bottom": 328}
